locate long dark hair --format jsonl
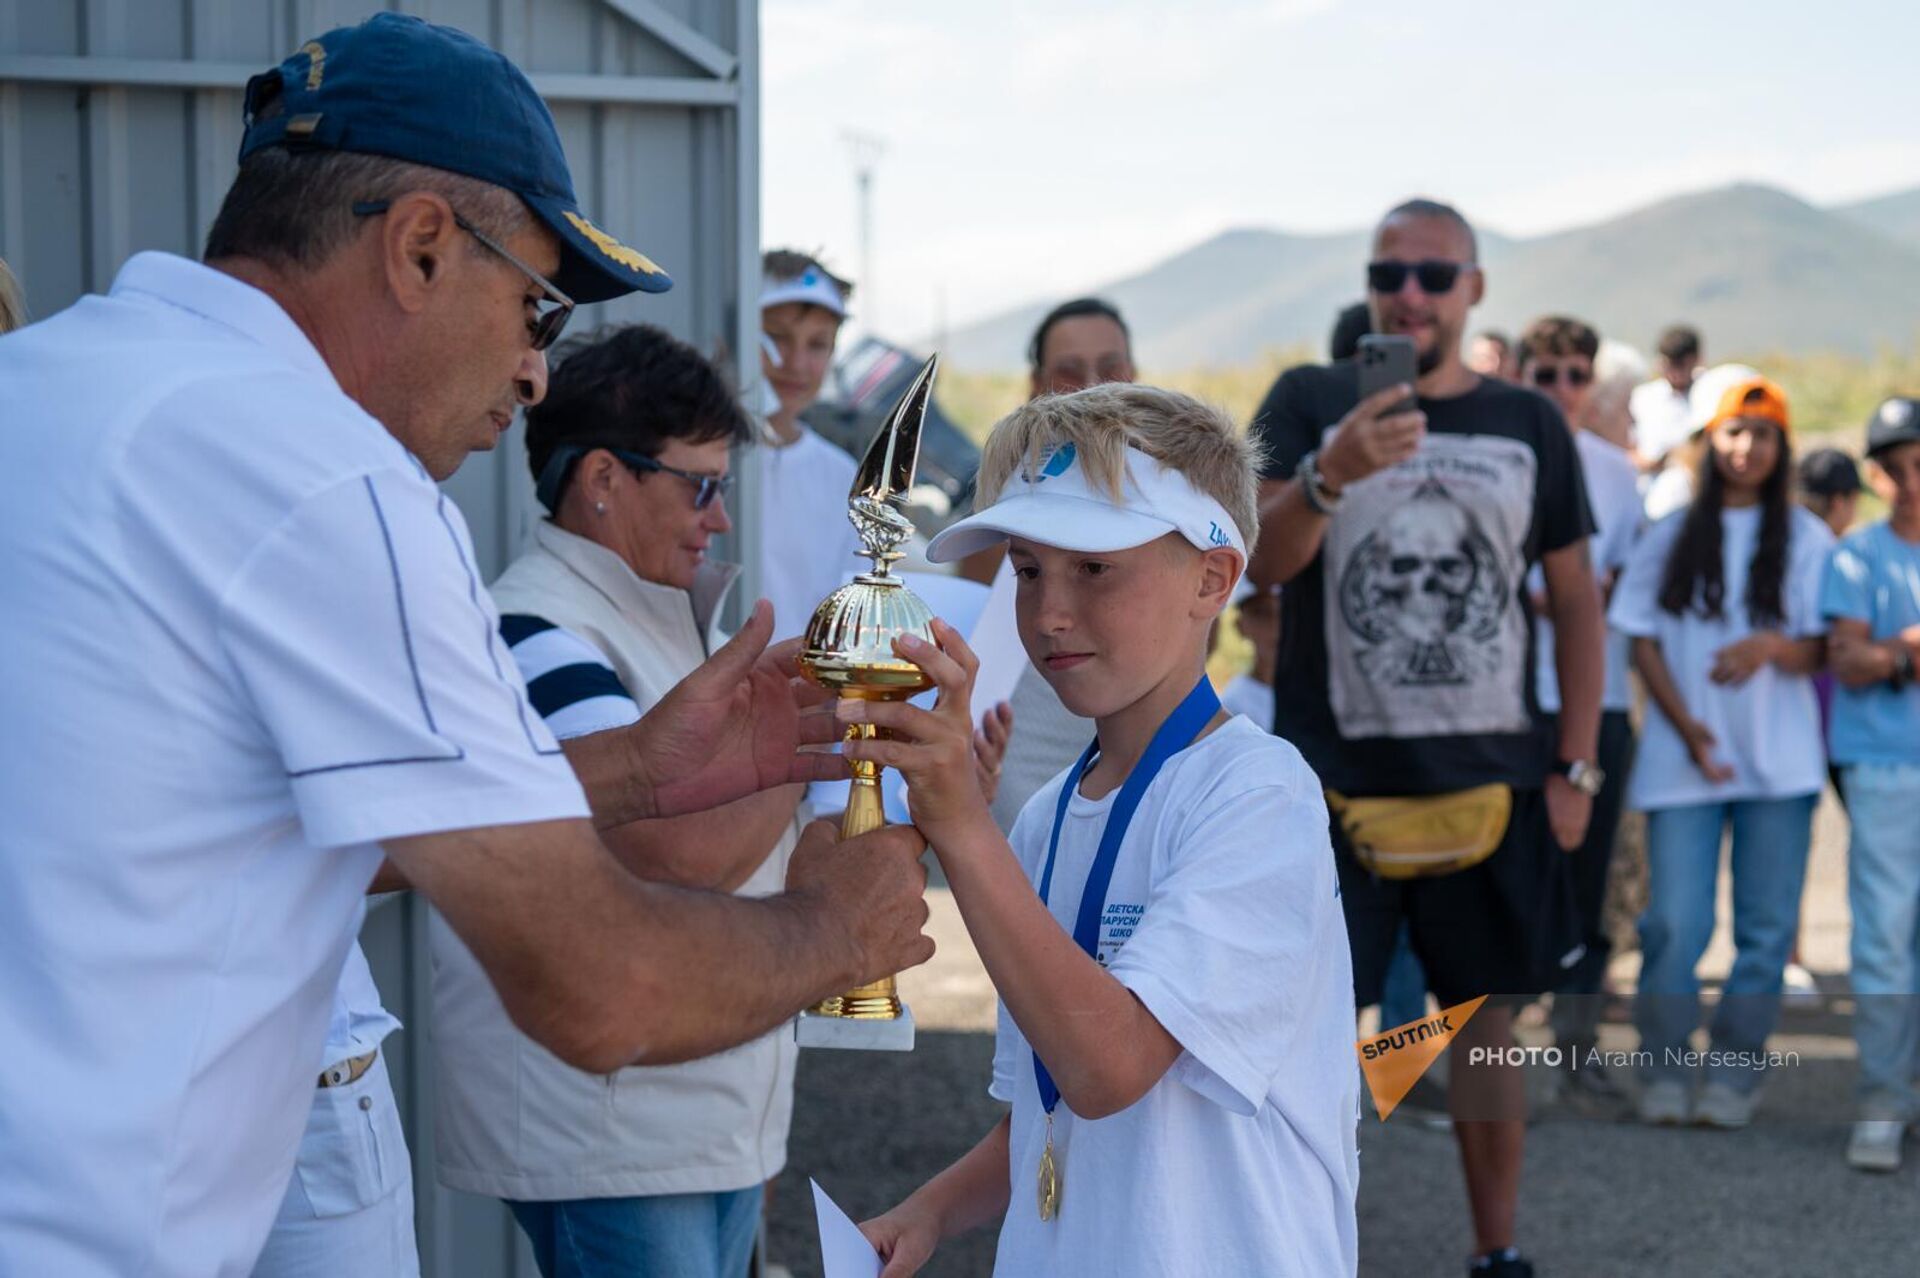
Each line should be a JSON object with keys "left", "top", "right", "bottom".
{"left": 1657, "top": 426, "right": 1794, "bottom": 626}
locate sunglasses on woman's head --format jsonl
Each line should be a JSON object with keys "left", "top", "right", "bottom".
{"left": 1366, "top": 259, "right": 1467, "bottom": 294}
{"left": 1530, "top": 365, "right": 1593, "bottom": 388}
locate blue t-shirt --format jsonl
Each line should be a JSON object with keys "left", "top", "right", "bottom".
{"left": 1820, "top": 520, "right": 1920, "bottom": 766}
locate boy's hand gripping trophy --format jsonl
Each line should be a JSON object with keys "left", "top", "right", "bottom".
{"left": 793, "top": 355, "right": 942, "bottom": 1052}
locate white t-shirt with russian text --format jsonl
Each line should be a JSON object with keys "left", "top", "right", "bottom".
{"left": 1609, "top": 504, "right": 1832, "bottom": 810}
{"left": 988, "top": 717, "right": 1358, "bottom": 1277}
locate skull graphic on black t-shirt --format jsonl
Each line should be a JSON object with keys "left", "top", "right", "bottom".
{"left": 1338, "top": 478, "right": 1507, "bottom": 687}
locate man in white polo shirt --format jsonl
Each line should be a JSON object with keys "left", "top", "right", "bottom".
{"left": 0, "top": 16, "right": 933, "bottom": 1278}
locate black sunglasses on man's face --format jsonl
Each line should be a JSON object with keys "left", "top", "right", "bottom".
{"left": 352, "top": 199, "right": 574, "bottom": 351}
{"left": 1366, "top": 259, "right": 1468, "bottom": 295}
{"left": 1530, "top": 365, "right": 1593, "bottom": 388}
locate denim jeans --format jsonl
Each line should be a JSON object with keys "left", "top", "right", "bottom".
{"left": 508, "top": 1185, "right": 762, "bottom": 1278}
{"left": 1378, "top": 923, "right": 1429, "bottom": 1030}
{"left": 1633, "top": 794, "right": 1816, "bottom": 1094}
{"left": 1843, "top": 763, "right": 1920, "bottom": 1120}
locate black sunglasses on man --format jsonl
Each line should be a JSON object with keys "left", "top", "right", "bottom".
{"left": 352, "top": 198, "right": 575, "bottom": 351}
{"left": 1366, "top": 259, "right": 1471, "bottom": 295}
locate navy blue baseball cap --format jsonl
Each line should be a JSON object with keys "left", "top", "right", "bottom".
{"left": 238, "top": 13, "right": 671, "bottom": 303}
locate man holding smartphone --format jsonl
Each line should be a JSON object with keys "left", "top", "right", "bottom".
{"left": 1246, "top": 199, "right": 1605, "bottom": 1278}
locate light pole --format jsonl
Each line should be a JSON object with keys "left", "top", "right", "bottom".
{"left": 842, "top": 129, "right": 886, "bottom": 335}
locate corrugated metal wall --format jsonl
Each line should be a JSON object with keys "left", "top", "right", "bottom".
{"left": 0, "top": 3, "right": 759, "bottom": 1272}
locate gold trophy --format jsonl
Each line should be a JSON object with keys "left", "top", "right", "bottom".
{"left": 793, "top": 354, "right": 941, "bottom": 1052}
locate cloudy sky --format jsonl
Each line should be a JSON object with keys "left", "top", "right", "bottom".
{"left": 762, "top": 0, "right": 1920, "bottom": 342}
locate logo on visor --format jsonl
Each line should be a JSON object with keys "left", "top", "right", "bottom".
{"left": 1207, "top": 521, "right": 1230, "bottom": 547}
{"left": 1036, "top": 444, "right": 1076, "bottom": 482}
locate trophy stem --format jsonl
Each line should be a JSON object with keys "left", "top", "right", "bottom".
{"left": 809, "top": 722, "right": 904, "bottom": 1021}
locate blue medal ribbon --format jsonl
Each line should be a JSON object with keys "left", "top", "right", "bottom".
{"left": 1032, "top": 674, "right": 1222, "bottom": 1116}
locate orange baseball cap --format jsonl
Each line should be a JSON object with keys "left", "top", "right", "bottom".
{"left": 1705, "top": 376, "right": 1791, "bottom": 435}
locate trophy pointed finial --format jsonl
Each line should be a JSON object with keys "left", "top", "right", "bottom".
{"left": 845, "top": 353, "right": 938, "bottom": 576}
{"left": 852, "top": 353, "right": 937, "bottom": 504}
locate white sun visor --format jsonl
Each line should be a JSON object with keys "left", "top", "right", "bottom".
{"left": 927, "top": 443, "right": 1247, "bottom": 572}
{"left": 760, "top": 267, "right": 848, "bottom": 318}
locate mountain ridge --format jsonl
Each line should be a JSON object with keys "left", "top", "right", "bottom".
{"left": 939, "top": 183, "right": 1920, "bottom": 369}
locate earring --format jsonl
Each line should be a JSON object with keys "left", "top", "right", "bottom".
{"left": 595, "top": 501, "right": 607, "bottom": 514}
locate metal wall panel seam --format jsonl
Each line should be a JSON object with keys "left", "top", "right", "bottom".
{"left": 730, "top": 0, "right": 760, "bottom": 627}
{"left": 0, "top": 55, "right": 740, "bottom": 103}
{"left": 0, "top": 82, "right": 22, "bottom": 267}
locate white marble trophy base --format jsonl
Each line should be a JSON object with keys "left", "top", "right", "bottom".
{"left": 795, "top": 1003, "right": 916, "bottom": 1052}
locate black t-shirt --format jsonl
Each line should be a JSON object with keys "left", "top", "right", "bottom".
{"left": 1247, "top": 361, "right": 1594, "bottom": 796}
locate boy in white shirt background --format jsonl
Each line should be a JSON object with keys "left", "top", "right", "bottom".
{"left": 1516, "top": 316, "right": 1645, "bottom": 1104}
{"left": 756, "top": 250, "right": 865, "bottom": 642}
{"left": 843, "top": 385, "right": 1360, "bottom": 1277}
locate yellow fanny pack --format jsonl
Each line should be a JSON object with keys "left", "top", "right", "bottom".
{"left": 1325, "top": 783, "right": 1513, "bottom": 880}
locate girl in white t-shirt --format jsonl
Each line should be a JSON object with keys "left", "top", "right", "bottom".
{"left": 1608, "top": 376, "right": 1834, "bottom": 1131}
{"left": 841, "top": 387, "right": 1358, "bottom": 1278}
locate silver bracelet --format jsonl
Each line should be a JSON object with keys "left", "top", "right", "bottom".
{"left": 1298, "top": 449, "right": 1343, "bottom": 515}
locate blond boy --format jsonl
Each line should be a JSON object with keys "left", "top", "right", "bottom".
{"left": 845, "top": 385, "right": 1359, "bottom": 1276}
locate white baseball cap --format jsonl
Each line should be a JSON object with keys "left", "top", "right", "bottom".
{"left": 760, "top": 265, "right": 848, "bottom": 318}
{"left": 1688, "top": 363, "right": 1761, "bottom": 430}
{"left": 927, "top": 442, "right": 1247, "bottom": 571}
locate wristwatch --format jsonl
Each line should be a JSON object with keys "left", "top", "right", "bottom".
{"left": 1890, "top": 646, "right": 1914, "bottom": 692}
{"left": 1297, "top": 449, "right": 1344, "bottom": 516}
{"left": 1552, "top": 758, "right": 1605, "bottom": 797}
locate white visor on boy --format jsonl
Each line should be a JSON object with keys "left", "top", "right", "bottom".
{"left": 926, "top": 442, "right": 1247, "bottom": 571}
{"left": 760, "top": 267, "right": 847, "bottom": 318}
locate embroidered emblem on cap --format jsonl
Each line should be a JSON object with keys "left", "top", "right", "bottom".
{"left": 1208, "top": 521, "right": 1230, "bottom": 547}
{"left": 300, "top": 40, "right": 326, "bottom": 90}
{"left": 1882, "top": 399, "right": 1915, "bottom": 429}
{"left": 564, "top": 211, "right": 666, "bottom": 277}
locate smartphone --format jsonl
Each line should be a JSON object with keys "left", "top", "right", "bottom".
{"left": 1357, "top": 334, "right": 1417, "bottom": 417}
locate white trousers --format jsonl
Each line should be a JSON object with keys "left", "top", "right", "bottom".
{"left": 251, "top": 1051, "right": 420, "bottom": 1277}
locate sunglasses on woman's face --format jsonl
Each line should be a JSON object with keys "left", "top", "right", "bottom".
{"left": 1366, "top": 259, "right": 1468, "bottom": 294}
{"left": 611, "top": 448, "right": 733, "bottom": 509}
{"left": 1530, "top": 364, "right": 1593, "bottom": 388}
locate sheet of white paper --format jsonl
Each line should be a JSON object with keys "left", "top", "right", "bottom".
{"left": 965, "top": 556, "right": 1028, "bottom": 716}
{"left": 812, "top": 1178, "right": 883, "bottom": 1278}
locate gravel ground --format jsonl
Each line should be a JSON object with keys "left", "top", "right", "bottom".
{"left": 770, "top": 792, "right": 1920, "bottom": 1277}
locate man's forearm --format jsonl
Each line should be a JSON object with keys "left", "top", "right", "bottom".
{"left": 602, "top": 784, "right": 803, "bottom": 893}
{"left": 1545, "top": 548, "right": 1604, "bottom": 762}
{"left": 521, "top": 863, "right": 852, "bottom": 1069}
{"left": 561, "top": 727, "right": 659, "bottom": 829}
{"left": 1551, "top": 592, "right": 1604, "bottom": 761}
{"left": 1248, "top": 478, "right": 1330, "bottom": 586}
{"left": 393, "top": 820, "right": 858, "bottom": 1073}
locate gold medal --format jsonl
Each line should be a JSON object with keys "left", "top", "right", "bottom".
{"left": 1037, "top": 1112, "right": 1061, "bottom": 1221}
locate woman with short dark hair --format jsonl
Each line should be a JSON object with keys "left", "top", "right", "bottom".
{"left": 434, "top": 323, "right": 797, "bottom": 1278}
